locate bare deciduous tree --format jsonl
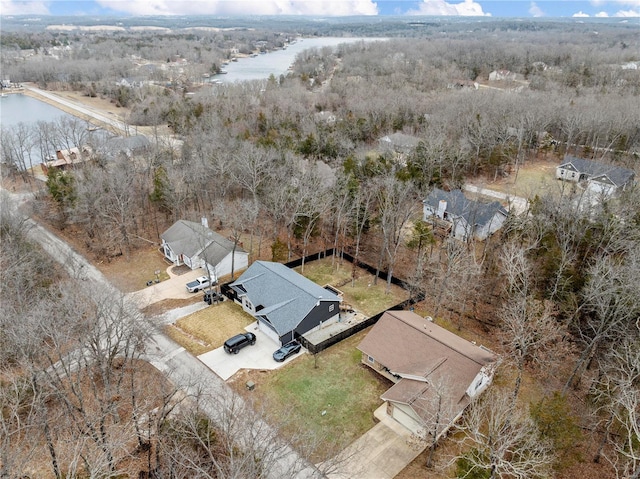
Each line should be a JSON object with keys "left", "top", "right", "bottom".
{"left": 374, "top": 176, "right": 417, "bottom": 292}
{"left": 591, "top": 337, "right": 640, "bottom": 478}
{"left": 452, "top": 389, "right": 555, "bottom": 479}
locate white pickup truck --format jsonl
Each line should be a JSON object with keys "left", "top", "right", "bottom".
{"left": 185, "top": 276, "right": 215, "bottom": 293}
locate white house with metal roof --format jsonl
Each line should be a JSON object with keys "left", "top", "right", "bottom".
{"left": 229, "top": 261, "right": 341, "bottom": 345}
{"left": 160, "top": 219, "right": 248, "bottom": 280}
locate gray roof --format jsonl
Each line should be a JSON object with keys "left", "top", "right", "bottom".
{"left": 161, "top": 220, "right": 243, "bottom": 259}
{"left": 379, "top": 132, "right": 421, "bottom": 150}
{"left": 230, "top": 261, "right": 340, "bottom": 337}
{"left": 423, "top": 188, "right": 507, "bottom": 227}
{"left": 560, "top": 155, "right": 635, "bottom": 187}
{"left": 98, "top": 135, "right": 151, "bottom": 160}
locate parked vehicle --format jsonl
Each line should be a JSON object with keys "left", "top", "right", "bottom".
{"left": 203, "top": 290, "right": 224, "bottom": 305}
{"left": 186, "top": 276, "right": 216, "bottom": 293}
{"left": 272, "top": 340, "right": 302, "bottom": 362}
{"left": 223, "top": 332, "right": 256, "bottom": 354}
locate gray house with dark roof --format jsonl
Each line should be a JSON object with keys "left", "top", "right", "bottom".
{"left": 160, "top": 220, "right": 248, "bottom": 280}
{"left": 98, "top": 135, "right": 151, "bottom": 161}
{"left": 229, "top": 261, "right": 341, "bottom": 345}
{"left": 422, "top": 188, "right": 508, "bottom": 241}
{"left": 358, "top": 310, "right": 497, "bottom": 439}
{"left": 556, "top": 155, "right": 635, "bottom": 196}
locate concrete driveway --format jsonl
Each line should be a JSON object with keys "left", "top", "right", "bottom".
{"left": 127, "top": 266, "right": 207, "bottom": 308}
{"left": 327, "top": 405, "right": 425, "bottom": 479}
{"left": 198, "top": 322, "right": 306, "bottom": 380}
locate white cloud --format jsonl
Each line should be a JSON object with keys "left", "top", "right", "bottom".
{"left": 528, "top": 2, "right": 544, "bottom": 17}
{"left": 407, "top": 0, "right": 490, "bottom": 16}
{"left": 588, "top": 0, "right": 640, "bottom": 15}
{"left": 591, "top": 0, "right": 640, "bottom": 6}
{"left": 595, "top": 10, "right": 609, "bottom": 16}
{"left": 0, "top": 0, "right": 50, "bottom": 15}
{"left": 613, "top": 8, "right": 640, "bottom": 15}
{"left": 95, "top": 0, "right": 378, "bottom": 16}
{"left": 572, "top": 10, "right": 590, "bottom": 17}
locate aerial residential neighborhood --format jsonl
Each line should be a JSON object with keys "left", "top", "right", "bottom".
{"left": 1, "top": 6, "right": 639, "bottom": 479}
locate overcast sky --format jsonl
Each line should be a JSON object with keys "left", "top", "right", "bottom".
{"left": 1, "top": 0, "right": 639, "bottom": 18}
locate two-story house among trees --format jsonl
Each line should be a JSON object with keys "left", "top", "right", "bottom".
{"left": 556, "top": 155, "right": 636, "bottom": 197}
{"left": 422, "top": 188, "right": 508, "bottom": 241}
{"left": 358, "top": 311, "right": 497, "bottom": 440}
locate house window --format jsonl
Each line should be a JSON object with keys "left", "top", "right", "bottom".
{"left": 571, "top": 172, "right": 576, "bottom": 179}
{"left": 367, "top": 355, "right": 374, "bottom": 364}
{"left": 329, "top": 304, "right": 335, "bottom": 313}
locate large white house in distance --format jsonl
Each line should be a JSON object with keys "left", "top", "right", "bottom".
{"left": 556, "top": 155, "right": 636, "bottom": 197}
{"left": 160, "top": 219, "right": 248, "bottom": 280}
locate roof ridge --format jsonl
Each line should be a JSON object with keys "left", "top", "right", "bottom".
{"left": 254, "top": 261, "right": 338, "bottom": 301}
{"left": 386, "top": 311, "right": 487, "bottom": 367}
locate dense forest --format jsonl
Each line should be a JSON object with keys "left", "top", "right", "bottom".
{"left": 1, "top": 16, "right": 639, "bottom": 479}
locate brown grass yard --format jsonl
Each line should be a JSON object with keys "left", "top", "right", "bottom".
{"left": 166, "top": 257, "right": 410, "bottom": 357}
{"left": 229, "top": 328, "right": 393, "bottom": 462}
{"left": 97, "top": 245, "right": 170, "bottom": 292}
{"left": 164, "top": 301, "right": 255, "bottom": 356}
{"left": 472, "top": 156, "right": 561, "bottom": 200}
{"left": 295, "top": 257, "right": 410, "bottom": 317}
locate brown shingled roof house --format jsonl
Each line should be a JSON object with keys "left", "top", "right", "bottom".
{"left": 357, "top": 310, "right": 497, "bottom": 440}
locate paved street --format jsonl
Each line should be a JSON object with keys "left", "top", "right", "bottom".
{"left": 25, "top": 85, "right": 131, "bottom": 135}
{"left": 2, "top": 188, "right": 320, "bottom": 479}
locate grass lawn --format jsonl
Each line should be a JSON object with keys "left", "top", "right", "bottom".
{"left": 164, "top": 301, "right": 255, "bottom": 356}
{"left": 232, "top": 328, "right": 392, "bottom": 461}
{"left": 165, "top": 257, "right": 408, "bottom": 358}
{"left": 296, "top": 258, "right": 410, "bottom": 317}
{"left": 98, "top": 246, "right": 170, "bottom": 293}
{"left": 472, "top": 157, "right": 560, "bottom": 200}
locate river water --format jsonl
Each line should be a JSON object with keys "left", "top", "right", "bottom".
{"left": 0, "top": 92, "right": 74, "bottom": 127}
{"left": 211, "top": 37, "right": 377, "bottom": 83}
{"left": 0, "top": 37, "right": 379, "bottom": 166}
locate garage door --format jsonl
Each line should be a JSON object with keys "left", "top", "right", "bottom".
{"left": 258, "top": 320, "right": 281, "bottom": 345}
{"left": 391, "top": 404, "right": 422, "bottom": 436}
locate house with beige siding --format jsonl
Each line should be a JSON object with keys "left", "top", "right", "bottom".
{"left": 358, "top": 310, "right": 497, "bottom": 440}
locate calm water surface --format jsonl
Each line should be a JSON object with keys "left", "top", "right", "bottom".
{"left": 213, "top": 37, "right": 381, "bottom": 83}
{"left": 1, "top": 37, "right": 383, "bottom": 165}
{"left": 0, "top": 93, "right": 73, "bottom": 127}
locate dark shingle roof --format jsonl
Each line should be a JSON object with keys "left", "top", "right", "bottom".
{"left": 230, "top": 261, "right": 340, "bottom": 337}
{"left": 161, "top": 220, "right": 244, "bottom": 259}
{"left": 423, "top": 188, "right": 507, "bottom": 227}
{"left": 560, "top": 155, "right": 635, "bottom": 187}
